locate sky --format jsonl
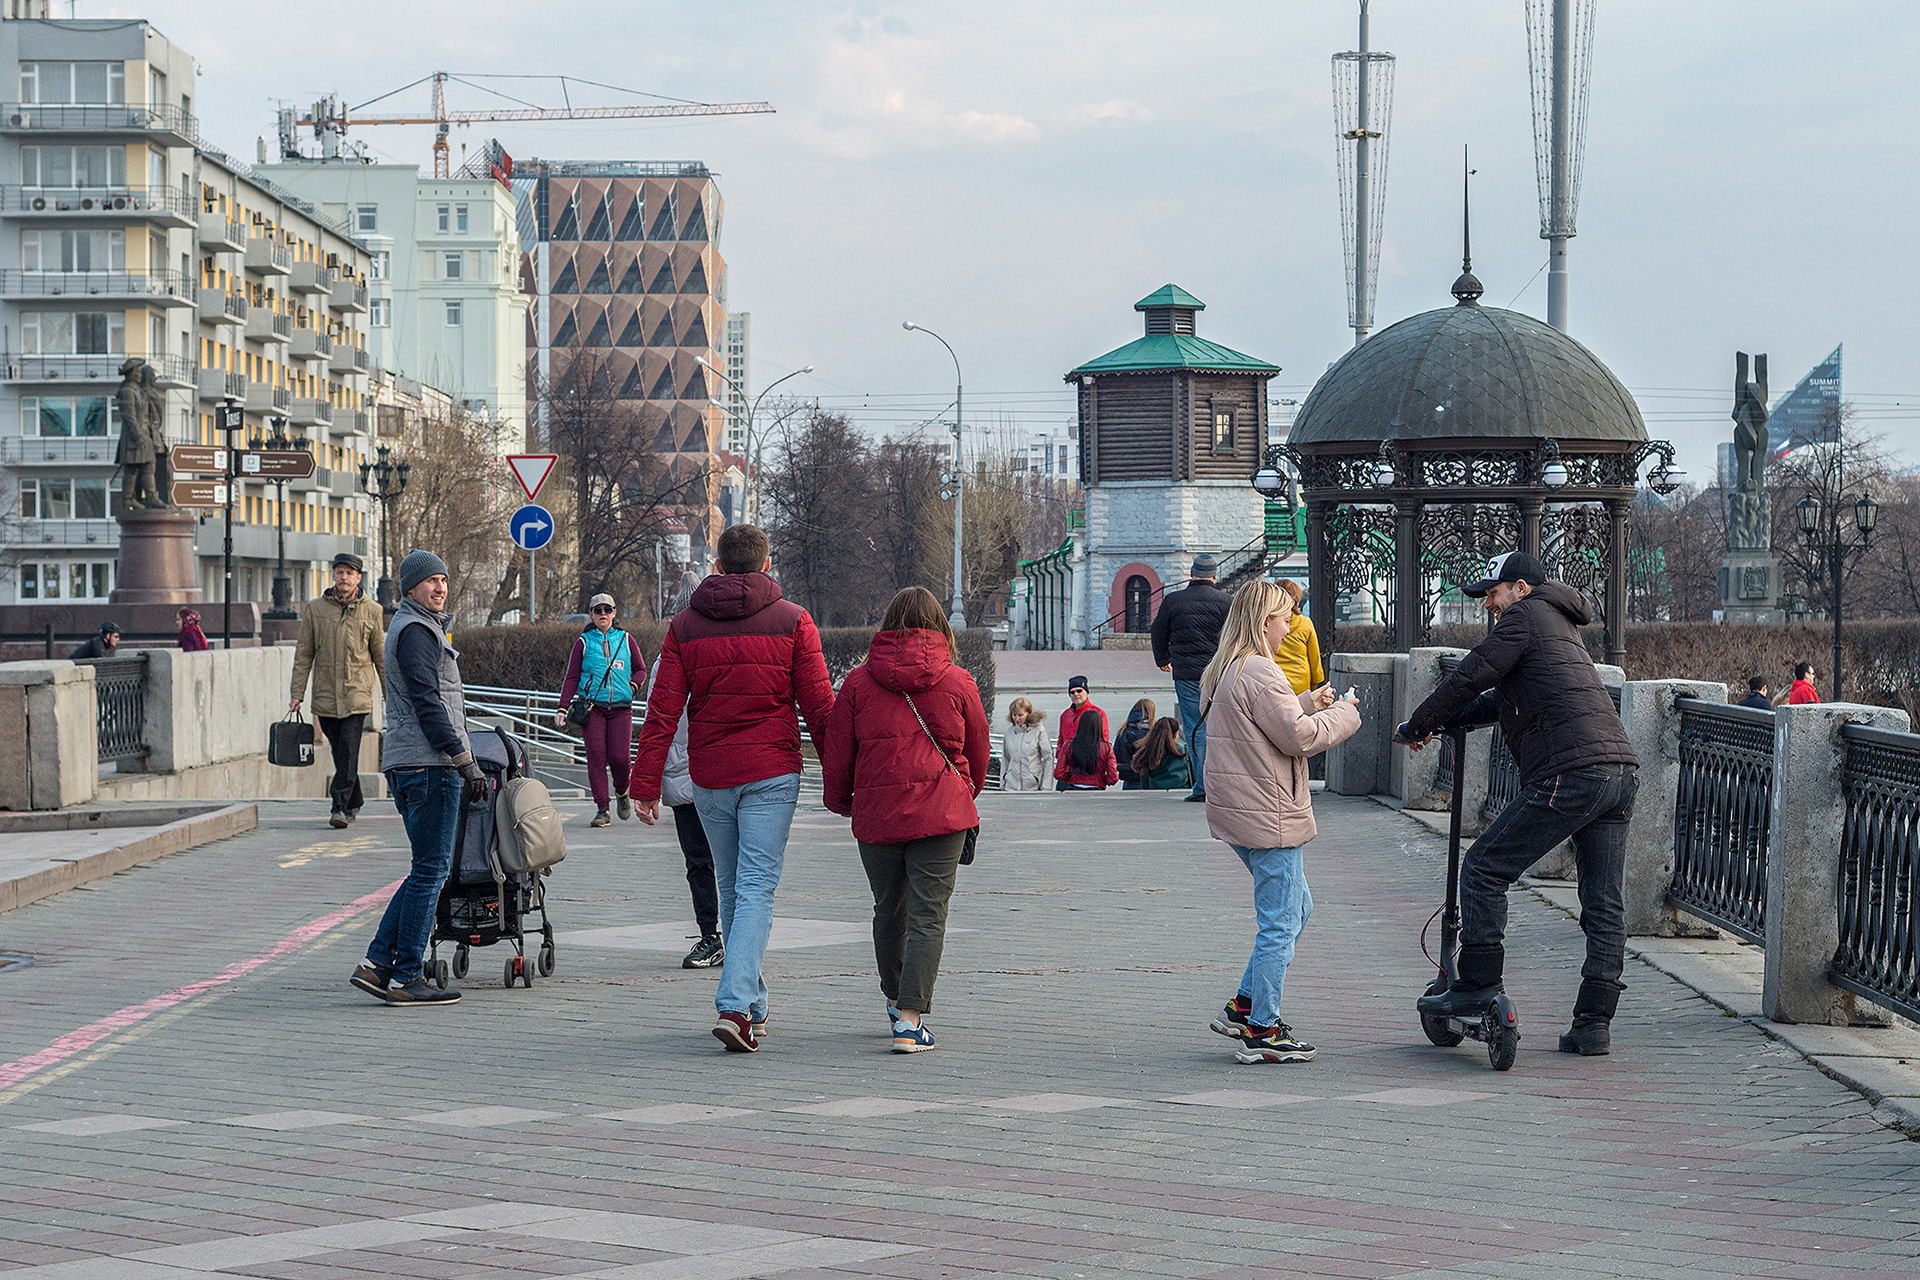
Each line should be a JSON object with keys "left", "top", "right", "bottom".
{"left": 89, "top": 0, "right": 1920, "bottom": 484}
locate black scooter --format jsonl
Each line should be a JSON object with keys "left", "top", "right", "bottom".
{"left": 1398, "top": 722, "right": 1520, "bottom": 1072}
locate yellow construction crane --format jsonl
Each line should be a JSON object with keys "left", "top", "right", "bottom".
{"left": 277, "top": 72, "right": 774, "bottom": 176}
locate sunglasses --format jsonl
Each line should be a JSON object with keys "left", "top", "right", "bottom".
{"left": 591, "top": 605, "right": 615, "bottom": 614}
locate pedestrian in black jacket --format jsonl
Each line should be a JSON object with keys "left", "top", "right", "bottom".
{"left": 1150, "top": 554, "right": 1232, "bottom": 802}
{"left": 1396, "top": 551, "right": 1639, "bottom": 1057}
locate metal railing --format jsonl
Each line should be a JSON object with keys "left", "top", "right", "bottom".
{"left": 1834, "top": 722, "right": 1920, "bottom": 1023}
{"left": 1091, "top": 531, "right": 1269, "bottom": 641}
{"left": 4, "top": 352, "right": 194, "bottom": 385}
{"left": 76, "top": 653, "right": 148, "bottom": 769}
{"left": 1668, "top": 697, "right": 1775, "bottom": 943}
{"left": 0, "top": 185, "right": 197, "bottom": 219}
{"left": 0, "top": 102, "right": 195, "bottom": 137}
{"left": 1018, "top": 536, "right": 1073, "bottom": 650}
{"left": 0, "top": 268, "right": 193, "bottom": 300}
{"left": 461, "top": 684, "right": 652, "bottom": 799}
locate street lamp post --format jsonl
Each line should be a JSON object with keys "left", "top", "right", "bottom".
{"left": 903, "top": 321, "right": 966, "bottom": 630}
{"left": 256, "top": 415, "right": 305, "bottom": 619}
{"left": 358, "top": 444, "right": 410, "bottom": 609}
{"left": 696, "top": 355, "right": 812, "bottom": 526}
{"left": 1795, "top": 487, "right": 1878, "bottom": 701}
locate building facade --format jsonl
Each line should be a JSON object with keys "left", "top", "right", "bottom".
{"left": 721, "top": 309, "right": 749, "bottom": 456}
{"left": 0, "top": 13, "right": 374, "bottom": 609}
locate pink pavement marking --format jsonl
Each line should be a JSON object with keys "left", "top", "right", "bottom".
{"left": 0, "top": 879, "right": 402, "bottom": 1091}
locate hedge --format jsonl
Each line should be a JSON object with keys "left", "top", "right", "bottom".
{"left": 454, "top": 619, "right": 996, "bottom": 718}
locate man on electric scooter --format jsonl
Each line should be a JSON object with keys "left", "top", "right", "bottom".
{"left": 1396, "top": 551, "right": 1639, "bottom": 1056}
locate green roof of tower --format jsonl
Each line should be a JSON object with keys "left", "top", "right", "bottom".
{"left": 1068, "top": 335, "right": 1280, "bottom": 378}
{"left": 1134, "top": 284, "right": 1207, "bottom": 311}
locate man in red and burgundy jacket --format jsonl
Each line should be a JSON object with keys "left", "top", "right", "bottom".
{"left": 630, "top": 524, "right": 835, "bottom": 1053}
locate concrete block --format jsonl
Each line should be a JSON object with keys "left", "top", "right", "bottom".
{"left": 145, "top": 646, "right": 298, "bottom": 773}
{"left": 1765, "top": 700, "right": 1911, "bottom": 1025}
{"left": 1619, "top": 679, "right": 1727, "bottom": 937}
{"left": 0, "top": 660, "right": 97, "bottom": 809}
{"left": 1396, "top": 648, "right": 1469, "bottom": 810}
{"left": 1327, "top": 652, "right": 1400, "bottom": 797}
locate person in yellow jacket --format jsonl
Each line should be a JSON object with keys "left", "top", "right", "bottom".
{"left": 291, "top": 552, "right": 386, "bottom": 828}
{"left": 1272, "top": 579, "right": 1324, "bottom": 698}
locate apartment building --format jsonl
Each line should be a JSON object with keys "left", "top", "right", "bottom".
{"left": 255, "top": 158, "right": 527, "bottom": 443}
{"left": 0, "top": 13, "right": 374, "bottom": 608}
{"left": 721, "top": 310, "right": 749, "bottom": 456}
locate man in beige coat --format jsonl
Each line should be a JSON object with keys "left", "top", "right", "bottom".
{"left": 291, "top": 552, "right": 386, "bottom": 827}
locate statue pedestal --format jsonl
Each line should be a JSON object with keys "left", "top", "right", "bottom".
{"left": 1718, "top": 548, "right": 1782, "bottom": 624}
{"left": 110, "top": 509, "right": 204, "bottom": 605}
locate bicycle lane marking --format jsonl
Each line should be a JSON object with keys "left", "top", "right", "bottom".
{"left": 0, "top": 878, "right": 403, "bottom": 1095}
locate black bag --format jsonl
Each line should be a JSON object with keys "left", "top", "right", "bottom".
{"left": 565, "top": 696, "right": 592, "bottom": 727}
{"left": 269, "top": 711, "right": 316, "bottom": 767}
{"left": 902, "top": 691, "right": 981, "bottom": 867}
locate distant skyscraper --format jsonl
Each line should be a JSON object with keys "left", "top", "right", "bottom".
{"left": 1769, "top": 345, "right": 1842, "bottom": 458}
{"left": 722, "top": 311, "right": 749, "bottom": 457}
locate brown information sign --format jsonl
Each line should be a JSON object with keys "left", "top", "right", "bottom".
{"left": 170, "top": 479, "right": 227, "bottom": 509}
{"left": 171, "top": 445, "right": 228, "bottom": 475}
{"left": 239, "top": 449, "right": 314, "bottom": 479}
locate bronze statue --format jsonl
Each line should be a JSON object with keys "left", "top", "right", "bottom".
{"left": 1731, "top": 351, "right": 1770, "bottom": 493}
{"left": 139, "top": 362, "right": 172, "bottom": 508}
{"left": 114, "top": 358, "right": 159, "bottom": 510}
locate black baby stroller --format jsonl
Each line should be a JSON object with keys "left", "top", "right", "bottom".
{"left": 426, "top": 726, "right": 556, "bottom": 990}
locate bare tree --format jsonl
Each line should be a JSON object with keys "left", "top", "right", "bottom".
{"left": 762, "top": 410, "right": 884, "bottom": 626}
{"left": 1770, "top": 419, "right": 1890, "bottom": 619}
{"left": 386, "top": 402, "right": 510, "bottom": 627}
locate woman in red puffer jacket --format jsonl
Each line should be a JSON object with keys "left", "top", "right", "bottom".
{"left": 821, "top": 587, "right": 989, "bottom": 1054}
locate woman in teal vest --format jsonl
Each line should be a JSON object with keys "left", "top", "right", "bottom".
{"left": 554, "top": 592, "right": 644, "bottom": 826}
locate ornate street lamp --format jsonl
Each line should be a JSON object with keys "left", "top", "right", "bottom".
{"left": 358, "top": 444, "right": 409, "bottom": 609}
{"left": 1796, "top": 486, "right": 1877, "bottom": 699}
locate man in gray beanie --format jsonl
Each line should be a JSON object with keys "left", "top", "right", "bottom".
{"left": 351, "top": 549, "right": 480, "bottom": 1005}
{"left": 1150, "top": 552, "right": 1232, "bottom": 801}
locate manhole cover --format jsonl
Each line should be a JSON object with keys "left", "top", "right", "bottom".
{"left": 0, "top": 954, "right": 34, "bottom": 973}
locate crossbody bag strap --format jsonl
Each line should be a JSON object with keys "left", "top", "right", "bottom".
{"left": 901, "top": 691, "right": 963, "bottom": 781}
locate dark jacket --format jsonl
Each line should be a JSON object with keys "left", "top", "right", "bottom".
{"left": 1738, "top": 692, "right": 1775, "bottom": 712}
{"left": 820, "top": 629, "right": 989, "bottom": 844}
{"left": 1113, "top": 705, "right": 1152, "bottom": 782}
{"left": 628, "top": 571, "right": 835, "bottom": 801}
{"left": 1150, "top": 580, "right": 1232, "bottom": 681}
{"left": 1406, "top": 581, "right": 1636, "bottom": 787}
{"left": 1141, "top": 751, "right": 1192, "bottom": 791}
{"left": 69, "top": 634, "right": 116, "bottom": 660}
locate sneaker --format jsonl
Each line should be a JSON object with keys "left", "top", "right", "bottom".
{"left": 1209, "top": 996, "right": 1252, "bottom": 1040}
{"left": 751, "top": 1018, "right": 769, "bottom": 1041}
{"left": 590, "top": 808, "right": 611, "bottom": 828}
{"left": 349, "top": 962, "right": 391, "bottom": 999}
{"left": 886, "top": 1002, "right": 904, "bottom": 1030}
{"left": 713, "top": 1011, "right": 759, "bottom": 1052}
{"left": 1234, "top": 1023, "right": 1314, "bottom": 1063}
{"left": 329, "top": 809, "right": 349, "bottom": 829}
{"left": 891, "top": 1019, "right": 936, "bottom": 1053}
{"left": 346, "top": 809, "right": 359, "bottom": 825}
{"left": 383, "top": 978, "right": 460, "bottom": 1006}
{"left": 616, "top": 792, "right": 632, "bottom": 821}
{"left": 1184, "top": 792, "right": 1207, "bottom": 803}
{"left": 681, "top": 934, "right": 724, "bottom": 969}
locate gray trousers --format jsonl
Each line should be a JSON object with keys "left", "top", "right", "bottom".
{"left": 858, "top": 829, "right": 966, "bottom": 1014}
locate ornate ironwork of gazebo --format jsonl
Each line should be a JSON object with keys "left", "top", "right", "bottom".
{"left": 1267, "top": 269, "right": 1677, "bottom": 665}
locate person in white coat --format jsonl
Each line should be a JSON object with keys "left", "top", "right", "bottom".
{"left": 1000, "top": 697, "right": 1051, "bottom": 791}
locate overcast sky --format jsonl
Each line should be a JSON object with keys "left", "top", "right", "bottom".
{"left": 103, "top": 0, "right": 1920, "bottom": 483}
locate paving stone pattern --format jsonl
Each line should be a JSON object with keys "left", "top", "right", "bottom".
{"left": 2, "top": 792, "right": 1918, "bottom": 1277}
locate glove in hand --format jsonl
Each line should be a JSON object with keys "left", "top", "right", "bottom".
{"left": 457, "top": 759, "right": 487, "bottom": 806}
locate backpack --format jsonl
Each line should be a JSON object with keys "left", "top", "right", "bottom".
{"left": 494, "top": 774, "right": 566, "bottom": 875}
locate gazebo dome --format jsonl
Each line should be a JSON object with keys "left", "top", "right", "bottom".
{"left": 1289, "top": 297, "right": 1646, "bottom": 448}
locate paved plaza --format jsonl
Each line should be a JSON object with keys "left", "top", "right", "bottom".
{"left": 3, "top": 786, "right": 1920, "bottom": 1279}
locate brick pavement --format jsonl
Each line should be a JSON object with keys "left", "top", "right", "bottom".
{"left": 1, "top": 790, "right": 1918, "bottom": 1277}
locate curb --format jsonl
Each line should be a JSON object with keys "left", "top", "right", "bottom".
{"left": 0, "top": 803, "right": 258, "bottom": 915}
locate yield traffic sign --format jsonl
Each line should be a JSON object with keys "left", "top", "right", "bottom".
{"left": 506, "top": 454, "right": 558, "bottom": 501}
{"left": 510, "top": 503, "right": 554, "bottom": 551}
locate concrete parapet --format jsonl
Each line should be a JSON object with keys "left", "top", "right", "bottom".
{"left": 1619, "top": 679, "right": 1728, "bottom": 937}
{"left": 1327, "top": 652, "right": 1401, "bottom": 796}
{"left": 1764, "top": 701, "right": 1911, "bottom": 1026}
{"left": 1396, "top": 648, "right": 1469, "bottom": 809}
{"left": 144, "top": 646, "right": 297, "bottom": 773}
{"left": 0, "top": 660, "right": 97, "bottom": 809}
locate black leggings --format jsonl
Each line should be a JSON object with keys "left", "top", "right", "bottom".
{"left": 672, "top": 802, "right": 720, "bottom": 936}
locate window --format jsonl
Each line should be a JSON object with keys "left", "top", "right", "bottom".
{"left": 355, "top": 205, "right": 377, "bottom": 233}
{"left": 20, "top": 145, "right": 127, "bottom": 188}
{"left": 22, "top": 311, "right": 125, "bottom": 355}
{"left": 369, "top": 297, "right": 389, "bottom": 328}
{"left": 1124, "top": 576, "right": 1152, "bottom": 634}
{"left": 445, "top": 300, "right": 462, "bottom": 327}
{"left": 370, "top": 250, "right": 389, "bottom": 280}
{"left": 19, "top": 62, "right": 125, "bottom": 105}
{"left": 18, "top": 561, "right": 113, "bottom": 601}
{"left": 436, "top": 204, "right": 449, "bottom": 233}
{"left": 20, "top": 395, "right": 115, "bottom": 437}
{"left": 19, "top": 477, "right": 109, "bottom": 520}
{"left": 455, "top": 204, "right": 468, "bottom": 233}
{"left": 443, "top": 251, "right": 463, "bottom": 280}
{"left": 20, "top": 229, "right": 124, "bottom": 272}
{"left": 1211, "top": 408, "right": 1235, "bottom": 453}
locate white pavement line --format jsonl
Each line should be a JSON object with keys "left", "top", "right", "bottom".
{"left": 781, "top": 1098, "right": 948, "bottom": 1117}
{"left": 1344, "top": 1087, "right": 1492, "bottom": 1106}
{"left": 406, "top": 1105, "right": 567, "bottom": 1127}
{"left": 510, "top": 1210, "right": 807, "bottom": 1253}
{"left": 2, "top": 1261, "right": 207, "bottom": 1279}
{"left": 15, "top": 1114, "right": 187, "bottom": 1135}
{"left": 598, "top": 1103, "right": 758, "bottom": 1123}
{"left": 401, "top": 1202, "right": 594, "bottom": 1229}
{"left": 980, "top": 1093, "right": 1137, "bottom": 1113}
{"left": 1159, "top": 1090, "right": 1320, "bottom": 1109}
{"left": 566, "top": 1236, "right": 924, "bottom": 1280}
{"left": 122, "top": 1219, "right": 466, "bottom": 1270}
{"left": 212, "top": 1110, "right": 371, "bottom": 1130}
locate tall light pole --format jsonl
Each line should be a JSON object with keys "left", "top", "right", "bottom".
{"left": 903, "top": 321, "right": 965, "bottom": 629}
{"left": 696, "top": 356, "right": 812, "bottom": 525}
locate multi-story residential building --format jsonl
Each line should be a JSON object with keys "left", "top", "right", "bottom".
{"left": 0, "top": 12, "right": 374, "bottom": 609}
{"left": 254, "top": 158, "right": 527, "bottom": 441}
{"left": 514, "top": 158, "right": 727, "bottom": 564}
{"left": 721, "top": 310, "right": 749, "bottom": 456}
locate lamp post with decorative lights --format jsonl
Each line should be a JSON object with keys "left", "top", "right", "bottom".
{"left": 1795, "top": 487, "right": 1878, "bottom": 700}
{"left": 358, "top": 444, "right": 410, "bottom": 610}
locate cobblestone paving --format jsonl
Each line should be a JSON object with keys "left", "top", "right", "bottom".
{"left": 2, "top": 790, "right": 1918, "bottom": 1278}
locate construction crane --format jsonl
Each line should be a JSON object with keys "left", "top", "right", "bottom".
{"left": 277, "top": 72, "right": 774, "bottom": 176}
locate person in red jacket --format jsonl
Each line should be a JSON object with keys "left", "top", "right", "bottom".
{"left": 1053, "top": 675, "right": 1107, "bottom": 791}
{"left": 1054, "top": 702, "right": 1120, "bottom": 790}
{"left": 630, "top": 525, "right": 835, "bottom": 1053}
{"left": 821, "top": 587, "right": 989, "bottom": 1053}
{"left": 1786, "top": 662, "right": 1820, "bottom": 704}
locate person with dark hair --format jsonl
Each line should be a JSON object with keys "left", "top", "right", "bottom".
{"left": 1787, "top": 662, "right": 1820, "bottom": 704}
{"left": 1054, "top": 703, "right": 1119, "bottom": 790}
{"left": 821, "top": 586, "right": 990, "bottom": 1052}
{"left": 1132, "top": 717, "right": 1192, "bottom": 791}
{"left": 1738, "top": 676, "right": 1774, "bottom": 711}
{"left": 629, "top": 523, "right": 835, "bottom": 1053}
{"left": 1053, "top": 675, "right": 1106, "bottom": 792}
{"left": 1151, "top": 553, "right": 1232, "bottom": 801}
{"left": 69, "top": 622, "right": 119, "bottom": 659}
{"left": 1113, "top": 698, "right": 1156, "bottom": 789}
{"left": 291, "top": 552, "right": 385, "bottom": 828}
{"left": 553, "top": 592, "right": 642, "bottom": 827}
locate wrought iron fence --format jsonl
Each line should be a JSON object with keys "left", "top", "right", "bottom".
{"left": 1668, "top": 698, "right": 1775, "bottom": 943}
{"left": 1018, "top": 536, "right": 1073, "bottom": 651}
{"left": 76, "top": 654, "right": 148, "bottom": 769}
{"left": 1833, "top": 722, "right": 1920, "bottom": 1023}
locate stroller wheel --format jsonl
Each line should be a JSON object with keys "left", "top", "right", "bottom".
{"left": 433, "top": 959, "right": 449, "bottom": 990}
{"left": 538, "top": 942, "right": 555, "bottom": 977}
{"left": 503, "top": 956, "right": 517, "bottom": 988}
{"left": 452, "top": 946, "right": 469, "bottom": 979}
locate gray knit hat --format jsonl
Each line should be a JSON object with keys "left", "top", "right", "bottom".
{"left": 397, "top": 549, "right": 448, "bottom": 599}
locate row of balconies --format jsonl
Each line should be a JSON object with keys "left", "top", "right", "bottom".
{"left": 0, "top": 269, "right": 195, "bottom": 306}
{"left": 0, "top": 186, "right": 196, "bottom": 226}
{"left": 0, "top": 102, "right": 196, "bottom": 147}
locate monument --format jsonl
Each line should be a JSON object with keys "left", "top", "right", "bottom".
{"left": 1717, "top": 352, "right": 1783, "bottom": 623}
{"left": 110, "top": 357, "right": 203, "bottom": 607}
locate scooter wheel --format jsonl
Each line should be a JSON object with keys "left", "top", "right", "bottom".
{"left": 452, "top": 946, "right": 469, "bottom": 979}
{"left": 1421, "top": 1012, "right": 1464, "bottom": 1047}
{"left": 1488, "top": 1025, "right": 1519, "bottom": 1071}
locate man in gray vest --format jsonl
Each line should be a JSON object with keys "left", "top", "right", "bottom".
{"left": 351, "top": 550, "right": 483, "bottom": 1005}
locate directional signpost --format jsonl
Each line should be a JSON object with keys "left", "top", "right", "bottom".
{"left": 172, "top": 445, "right": 228, "bottom": 475}
{"left": 505, "top": 454, "right": 559, "bottom": 621}
{"left": 511, "top": 504, "right": 554, "bottom": 550}
{"left": 170, "top": 479, "right": 227, "bottom": 509}
{"left": 239, "top": 449, "right": 315, "bottom": 480}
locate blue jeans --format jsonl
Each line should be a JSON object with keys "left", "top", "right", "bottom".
{"left": 692, "top": 772, "right": 801, "bottom": 1021}
{"left": 1231, "top": 844, "right": 1312, "bottom": 1029}
{"left": 1175, "top": 679, "right": 1207, "bottom": 796}
{"left": 369, "top": 767, "right": 460, "bottom": 984}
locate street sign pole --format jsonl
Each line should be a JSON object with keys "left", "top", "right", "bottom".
{"left": 218, "top": 402, "right": 242, "bottom": 649}
{"left": 530, "top": 546, "right": 537, "bottom": 622}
